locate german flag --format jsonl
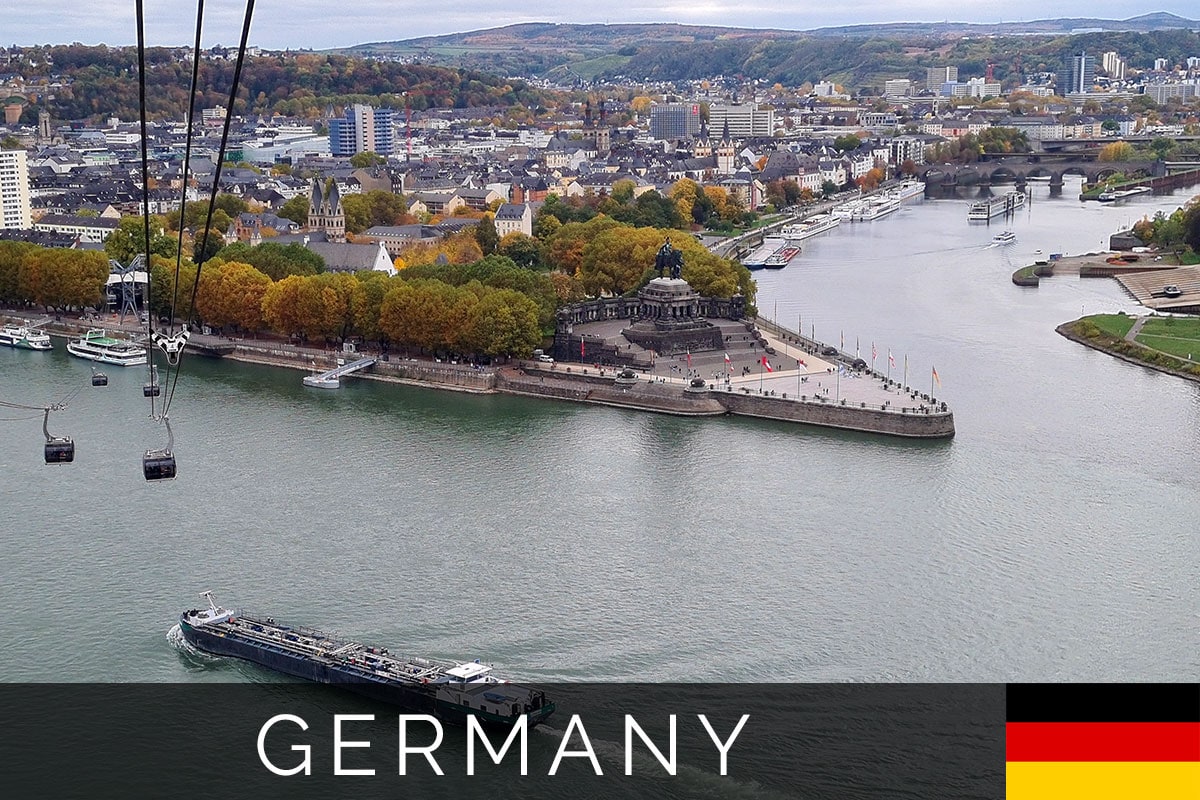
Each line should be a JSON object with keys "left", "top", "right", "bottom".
{"left": 1007, "top": 684, "right": 1200, "bottom": 799}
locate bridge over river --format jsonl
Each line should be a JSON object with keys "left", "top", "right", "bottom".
{"left": 918, "top": 159, "right": 1161, "bottom": 190}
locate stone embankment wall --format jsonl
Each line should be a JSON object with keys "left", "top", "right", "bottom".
{"left": 502, "top": 367, "right": 955, "bottom": 437}
{"left": 719, "top": 391, "right": 956, "bottom": 438}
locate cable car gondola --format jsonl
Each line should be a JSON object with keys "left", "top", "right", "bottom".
{"left": 143, "top": 365, "right": 160, "bottom": 397}
{"left": 143, "top": 418, "right": 176, "bottom": 481}
{"left": 42, "top": 408, "right": 75, "bottom": 464}
{"left": 143, "top": 449, "right": 176, "bottom": 480}
{"left": 92, "top": 370, "right": 108, "bottom": 387}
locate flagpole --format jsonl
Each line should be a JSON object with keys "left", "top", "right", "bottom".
{"left": 931, "top": 368, "right": 935, "bottom": 399}
{"left": 835, "top": 364, "right": 840, "bottom": 402}
{"left": 759, "top": 361, "right": 764, "bottom": 393}
{"left": 903, "top": 354, "right": 908, "bottom": 390}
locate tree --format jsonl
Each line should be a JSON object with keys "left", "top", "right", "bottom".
{"left": 341, "top": 190, "right": 409, "bottom": 233}
{"left": 105, "top": 215, "right": 177, "bottom": 263}
{"left": 474, "top": 214, "right": 499, "bottom": 255}
{"left": 211, "top": 241, "right": 324, "bottom": 280}
{"left": 1183, "top": 200, "right": 1200, "bottom": 254}
{"left": 833, "top": 134, "right": 861, "bottom": 152}
{"left": 0, "top": 241, "right": 35, "bottom": 305}
{"left": 195, "top": 260, "right": 271, "bottom": 332}
{"left": 1098, "top": 141, "right": 1135, "bottom": 162}
{"left": 1149, "top": 137, "right": 1176, "bottom": 160}
{"left": 668, "top": 178, "right": 700, "bottom": 227}
{"left": 466, "top": 287, "right": 541, "bottom": 358}
{"left": 192, "top": 227, "right": 226, "bottom": 265}
{"left": 349, "top": 151, "right": 386, "bottom": 168}
{"left": 497, "top": 232, "right": 541, "bottom": 269}
{"left": 821, "top": 180, "right": 838, "bottom": 198}
{"left": 278, "top": 195, "right": 309, "bottom": 226}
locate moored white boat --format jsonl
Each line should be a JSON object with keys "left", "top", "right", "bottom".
{"left": 1097, "top": 186, "right": 1151, "bottom": 202}
{"left": 890, "top": 179, "right": 926, "bottom": 201}
{"left": 780, "top": 212, "right": 841, "bottom": 241}
{"left": 66, "top": 328, "right": 147, "bottom": 366}
{"left": 0, "top": 323, "right": 53, "bottom": 351}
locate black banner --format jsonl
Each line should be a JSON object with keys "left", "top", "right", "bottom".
{"left": 1, "top": 683, "right": 1003, "bottom": 799}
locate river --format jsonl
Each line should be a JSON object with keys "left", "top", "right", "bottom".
{"left": 0, "top": 179, "right": 1196, "bottom": 686}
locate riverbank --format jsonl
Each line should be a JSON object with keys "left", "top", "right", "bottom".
{"left": 1056, "top": 316, "right": 1200, "bottom": 383}
{"left": 4, "top": 311, "right": 955, "bottom": 439}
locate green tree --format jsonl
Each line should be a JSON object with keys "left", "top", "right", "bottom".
{"left": 466, "top": 287, "right": 541, "bottom": 357}
{"left": 474, "top": 214, "right": 499, "bottom": 255}
{"left": 341, "top": 190, "right": 409, "bottom": 233}
{"left": 497, "top": 232, "right": 542, "bottom": 269}
{"left": 278, "top": 195, "right": 309, "bottom": 226}
{"left": 833, "top": 134, "right": 861, "bottom": 152}
{"left": 211, "top": 241, "right": 324, "bottom": 280}
{"left": 104, "top": 215, "right": 177, "bottom": 264}
{"left": 0, "top": 241, "right": 35, "bottom": 305}
{"left": 349, "top": 151, "right": 386, "bottom": 168}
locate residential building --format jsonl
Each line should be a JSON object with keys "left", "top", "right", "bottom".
{"left": 0, "top": 148, "right": 32, "bottom": 230}
{"left": 1102, "top": 51, "right": 1126, "bottom": 80}
{"left": 965, "top": 78, "right": 1002, "bottom": 98}
{"left": 32, "top": 213, "right": 118, "bottom": 243}
{"left": 329, "top": 104, "right": 395, "bottom": 157}
{"left": 493, "top": 203, "right": 533, "bottom": 238}
{"left": 1145, "top": 83, "right": 1198, "bottom": 104}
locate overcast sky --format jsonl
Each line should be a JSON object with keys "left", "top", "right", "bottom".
{"left": 8, "top": 2, "right": 1196, "bottom": 51}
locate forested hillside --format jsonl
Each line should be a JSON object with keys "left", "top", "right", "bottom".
{"left": 10, "top": 47, "right": 556, "bottom": 122}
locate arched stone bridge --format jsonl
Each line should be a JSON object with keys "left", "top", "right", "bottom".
{"left": 918, "top": 160, "right": 1161, "bottom": 187}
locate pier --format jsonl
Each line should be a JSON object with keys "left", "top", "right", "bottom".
{"left": 302, "top": 356, "right": 378, "bottom": 389}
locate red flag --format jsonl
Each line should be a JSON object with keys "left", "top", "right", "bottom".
{"left": 761, "top": 356, "right": 773, "bottom": 372}
{"left": 686, "top": 350, "right": 691, "bottom": 368}
{"left": 888, "top": 349, "right": 896, "bottom": 368}
{"left": 580, "top": 338, "right": 585, "bottom": 358}
{"left": 724, "top": 352, "right": 732, "bottom": 372}
{"left": 797, "top": 357, "right": 807, "bottom": 367}
{"left": 871, "top": 342, "right": 877, "bottom": 362}
{"left": 932, "top": 366, "right": 941, "bottom": 387}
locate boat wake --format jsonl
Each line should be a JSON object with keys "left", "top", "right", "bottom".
{"left": 167, "top": 623, "right": 220, "bottom": 664}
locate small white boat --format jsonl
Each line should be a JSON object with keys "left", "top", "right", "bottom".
{"left": 0, "top": 323, "right": 53, "bottom": 350}
{"left": 66, "top": 329, "right": 147, "bottom": 366}
{"left": 992, "top": 230, "right": 1017, "bottom": 245}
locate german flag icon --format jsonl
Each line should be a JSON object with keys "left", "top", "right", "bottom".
{"left": 1007, "top": 684, "right": 1200, "bottom": 799}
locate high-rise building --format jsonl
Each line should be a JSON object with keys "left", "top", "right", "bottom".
{"left": 926, "top": 66, "right": 958, "bottom": 91}
{"left": 1068, "top": 52, "right": 1096, "bottom": 94}
{"left": 328, "top": 104, "right": 395, "bottom": 157}
{"left": 707, "top": 103, "right": 774, "bottom": 138}
{"left": 1102, "top": 51, "right": 1126, "bottom": 80}
{"left": 0, "top": 148, "right": 33, "bottom": 230}
{"left": 884, "top": 79, "right": 913, "bottom": 98}
{"left": 649, "top": 103, "right": 702, "bottom": 141}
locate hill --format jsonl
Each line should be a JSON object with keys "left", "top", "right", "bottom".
{"left": 342, "top": 18, "right": 1200, "bottom": 91}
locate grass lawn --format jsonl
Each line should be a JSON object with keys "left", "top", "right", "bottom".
{"left": 1138, "top": 317, "right": 1200, "bottom": 340}
{"left": 1087, "top": 314, "right": 1136, "bottom": 338}
{"left": 1133, "top": 317, "right": 1200, "bottom": 362}
{"left": 1134, "top": 335, "right": 1200, "bottom": 362}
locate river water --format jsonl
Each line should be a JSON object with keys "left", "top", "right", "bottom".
{"left": 1, "top": 180, "right": 1196, "bottom": 685}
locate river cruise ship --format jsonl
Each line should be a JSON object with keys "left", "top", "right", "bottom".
{"left": 780, "top": 212, "right": 841, "bottom": 241}
{"left": 0, "top": 324, "right": 53, "bottom": 350}
{"left": 66, "top": 329, "right": 148, "bottom": 366}
{"left": 967, "top": 191, "right": 1025, "bottom": 221}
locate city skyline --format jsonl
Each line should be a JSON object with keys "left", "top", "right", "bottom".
{"left": 6, "top": 2, "right": 1198, "bottom": 52}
